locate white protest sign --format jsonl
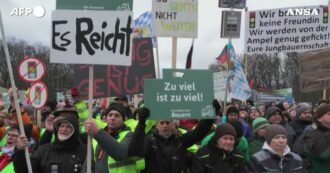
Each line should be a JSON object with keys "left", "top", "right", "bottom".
{"left": 51, "top": 10, "right": 132, "bottom": 65}
{"left": 152, "top": 0, "right": 198, "bottom": 38}
{"left": 28, "top": 81, "right": 48, "bottom": 109}
{"left": 17, "top": 56, "right": 46, "bottom": 82}
{"left": 245, "top": 6, "right": 330, "bottom": 54}
{"left": 213, "top": 72, "right": 227, "bottom": 101}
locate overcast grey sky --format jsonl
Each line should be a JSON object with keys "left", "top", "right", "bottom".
{"left": 0, "top": 0, "right": 327, "bottom": 71}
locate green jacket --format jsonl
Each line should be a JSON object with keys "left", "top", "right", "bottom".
{"left": 249, "top": 136, "right": 265, "bottom": 156}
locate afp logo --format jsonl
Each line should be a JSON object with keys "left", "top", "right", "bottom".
{"left": 9, "top": 6, "right": 46, "bottom": 18}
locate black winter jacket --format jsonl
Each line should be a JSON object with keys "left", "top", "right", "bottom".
{"left": 190, "top": 143, "right": 245, "bottom": 173}
{"left": 13, "top": 115, "right": 87, "bottom": 173}
{"left": 128, "top": 119, "right": 214, "bottom": 173}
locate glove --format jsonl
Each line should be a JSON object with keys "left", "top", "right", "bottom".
{"left": 137, "top": 107, "right": 150, "bottom": 121}
{"left": 212, "top": 99, "right": 221, "bottom": 115}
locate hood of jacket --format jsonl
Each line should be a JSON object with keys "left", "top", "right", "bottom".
{"left": 52, "top": 114, "right": 80, "bottom": 150}
{"left": 262, "top": 141, "right": 290, "bottom": 156}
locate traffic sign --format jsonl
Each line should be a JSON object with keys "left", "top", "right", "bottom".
{"left": 18, "top": 56, "right": 46, "bottom": 82}
{"left": 28, "top": 81, "right": 48, "bottom": 109}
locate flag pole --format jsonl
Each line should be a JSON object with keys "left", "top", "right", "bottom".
{"left": 221, "top": 40, "right": 230, "bottom": 124}
{"left": 87, "top": 64, "right": 94, "bottom": 173}
{"left": 0, "top": 11, "right": 33, "bottom": 173}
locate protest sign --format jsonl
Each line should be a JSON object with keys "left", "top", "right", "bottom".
{"left": 245, "top": 6, "right": 330, "bottom": 54}
{"left": 73, "top": 38, "right": 156, "bottom": 98}
{"left": 56, "top": 0, "right": 132, "bottom": 11}
{"left": 18, "top": 56, "right": 46, "bottom": 83}
{"left": 219, "top": 0, "right": 246, "bottom": 9}
{"left": 51, "top": 10, "right": 133, "bottom": 65}
{"left": 252, "top": 88, "right": 293, "bottom": 103}
{"left": 144, "top": 69, "right": 215, "bottom": 120}
{"left": 152, "top": 0, "right": 198, "bottom": 38}
{"left": 213, "top": 72, "right": 227, "bottom": 101}
{"left": 28, "top": 81, "right": 48, "bottom": 109}
{"left": 299, "top": 49, "right": 330, "bottom": 77}
{"left": 300, "top": 77, "right": 330, "bottom": 92}
{"left": 221, "top": 10, "right": 241, "bottom": 38}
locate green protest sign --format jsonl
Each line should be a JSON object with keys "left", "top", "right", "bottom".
{"left": 144, "top": 69, "right": 215, "bottom": 120}
{"left": 56, "top": 0, "right": 133, "bottom": 10}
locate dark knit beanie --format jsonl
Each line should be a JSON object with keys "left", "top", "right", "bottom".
{"left": 212, "top": 123, "right": 237, "bottom": 142}
{"left": 265, "top": 124, "right": 287, "bottom": 144}
{"left": 264, "top": 106, "right": 283, "bottom": 120}
{"left": 316, "top": 104, "right": 330, "bottom": 119}
{"left": 104, "top": 103, "right": 127, "bottom": 119}
{"left": 227, "top": 106, "right": 239, "bottom": 116}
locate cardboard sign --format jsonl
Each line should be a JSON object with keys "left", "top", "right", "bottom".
{"left": 221, "top": 11, "right": 241, "bottom": 38}
{"left": 51, "top": 10, "right": 133, "bottom": 65}
{"left": 17, "top": 56, "right": 46, "bottom": 82}
{"left": 144, "top": 69, "right": 215, "bottom": 120}
{"left": 56, "top": 0, "right": 133, "bottom": 11}
{"left": 245, "top": 6, "right": 330, "bottom": 54}
{"left": 28, "top": 81, "right": 48, "bottom": 109}
{"left": 73, "top": 38, "right": 156, "bottom": 99}
{"left": 219, "top": 0, "right": 246, "bottom": 9}
{"left": 152, "top": 0, "right": 198, "bottom": 38}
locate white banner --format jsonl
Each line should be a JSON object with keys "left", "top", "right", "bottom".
{"left": 152, "top": 0, "right": 198, "bottom": 38}
{"left": 213, "top": 72, "right": 227, "bottom": 101}
{"left": 51, "top": 10, "right": 132, "bottom": 65}
{"left": 245, "top": 5, "right": 330, "bottom": 54}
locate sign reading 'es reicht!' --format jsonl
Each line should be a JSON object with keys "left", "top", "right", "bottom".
{"left": 51, "top": 10, "right": 133, "bottom": 65}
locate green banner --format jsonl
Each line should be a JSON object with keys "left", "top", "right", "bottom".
{"left": 56, "top": 0, "right": 133, "bottom": 10}
{"left": 144, "top": 69, "right": 215, "bottom": 120}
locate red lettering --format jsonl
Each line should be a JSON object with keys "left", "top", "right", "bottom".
{"left": 77, "top": 79, "right": 89, "bottom": 98}
{"left": 107, "top": 77, "right": 121, "bottom": 96}
{"left": 136, "top": 39, "right": 152, "bottom": 66}
{"left": 93, "top": 79, "right": 105, "bottom": 97}
{"left": 124, "top": 76, "right": 139, "bottom": 94}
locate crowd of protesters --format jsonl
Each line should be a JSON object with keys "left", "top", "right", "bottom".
{"left": 0, "top": 87, "right": 330, "bottom": 173}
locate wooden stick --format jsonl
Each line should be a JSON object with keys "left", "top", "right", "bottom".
{"left": 172, "top": 37, "right": 177, "bottom": 69}
{"left": 155, "top": 39, "right": 161, "bottom": 78}
{"left": 87, "top": 64, "right": 94, "bottom": 173}
{"left": 0, "top": 11, "right": 32, "bottom": 173}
